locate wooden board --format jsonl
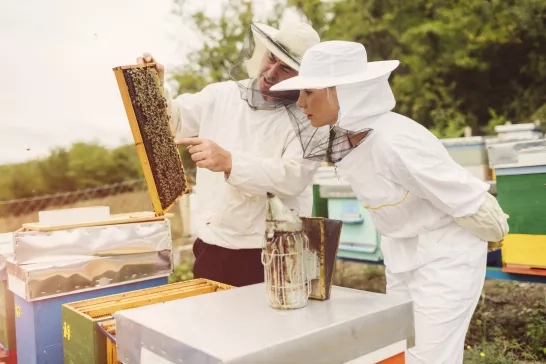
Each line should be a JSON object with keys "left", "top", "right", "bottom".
{"left": 502, "top": 265, "right": 546, "bottom": 277}
{"left": 21, "top": 211, "right": 173, "bottom": 232}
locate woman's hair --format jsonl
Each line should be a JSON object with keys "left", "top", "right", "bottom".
{"left": 325, "top": 86, "right": 338, "bottom": 106}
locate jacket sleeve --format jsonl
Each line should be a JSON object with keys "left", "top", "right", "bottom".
{"left": 165, "top": 84, "right": 217, "bottom": 140}
{"left": 384, "top": 131, "right": 491, "bottom": 218}
{"left": 225, "top": 131, "right": 320, "bottom": 198}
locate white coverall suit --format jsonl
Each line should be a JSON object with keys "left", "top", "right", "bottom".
{"left": 330, "top": 78, "right": 506, "bottom": 363}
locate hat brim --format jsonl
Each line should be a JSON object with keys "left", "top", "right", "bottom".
{"left": 270, "top": 60, "right": 400, "bottom": 91}
{"left": 252, "top": 24, "right": 301, "bottom": 72}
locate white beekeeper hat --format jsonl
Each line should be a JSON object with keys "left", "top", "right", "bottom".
{"left": 270, "top": 40, "right": 400, "bottom": 91}
{"left": 245, "top": 22, "right": 320, "bottom": 78}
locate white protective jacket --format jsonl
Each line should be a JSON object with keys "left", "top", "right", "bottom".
{"left": 167, "top": 80, "right": 319, "bottom": 250}
{"left": 333, "top": 75, "right": 509, "bottom": 272}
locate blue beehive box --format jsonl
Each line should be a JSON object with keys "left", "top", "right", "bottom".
{"left": 0, "top": 232, "right": 16, "bottom": 363}
{"left": 12, "top": 277, "right": 167, "bottom": 364}
{"left": 7, "top": 218, "right": 174, "bottom": 364}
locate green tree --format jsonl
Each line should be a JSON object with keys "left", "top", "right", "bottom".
{"left": 289, "top": 0, "right": 546, "bottom": 136}
{"left": 38, "top": 147, "right": 76, "bottom": 193}
{"left": 169, "top": 0, "right": 284, "bottom": 94}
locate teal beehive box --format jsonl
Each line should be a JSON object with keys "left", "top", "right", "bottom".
{"left": 327, "top": 198, "right": 382, "bottom": 262}
{"left": 313, "top": 167, "right": 382, "bottom": 263}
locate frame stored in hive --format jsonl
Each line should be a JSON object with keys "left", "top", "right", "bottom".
{"left": 61, "top": 278, "right": 233, "bottom": 364}
{"left": 113, "top": 64, "right": 188, "bottom": 216}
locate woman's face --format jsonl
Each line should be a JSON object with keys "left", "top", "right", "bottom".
{"left": 296, "top": 87, "right": 339, "bottom": 127}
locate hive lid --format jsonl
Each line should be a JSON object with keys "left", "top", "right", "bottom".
{"left": 21, "top": 211, "right": 171, "bottom": 232}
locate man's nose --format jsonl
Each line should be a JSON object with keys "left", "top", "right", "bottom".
{"left": 267, "top": 62, "right": 281, "bottom": 78}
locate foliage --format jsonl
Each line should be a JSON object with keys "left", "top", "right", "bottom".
{"left": 169, "top": 262, "right": 194, "bottom": 283}
{"left": 466, "top": 280, "right": 546, "bottom": 361}
{"left": 463, "top": 340, "right": 522, "bottom": 364}
{"left": 0, "top": 142, "right": 143, "bottom": 202}
{"left": 288, "top": 0, "right": 546, "bottom": 136}
{"left": 166, "top": 0, "right": 546, "bottom": 137}
{"left": 168, "top": 0, "right": 284, "bottom": 94}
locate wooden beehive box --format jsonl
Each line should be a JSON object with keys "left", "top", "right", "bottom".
{"left": 61, "top": 279, "right": 233, "bottom": 364}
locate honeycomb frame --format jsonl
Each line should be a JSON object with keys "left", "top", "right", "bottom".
{"left": 113, "top": 63, "right": 188, "bottom": 216}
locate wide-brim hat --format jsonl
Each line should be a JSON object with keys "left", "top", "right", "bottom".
{"left": 270, "top": 40, "right": 400, "bottom": 91}
{"left": 245, "top": 22, "right": 320, "bottom": 78}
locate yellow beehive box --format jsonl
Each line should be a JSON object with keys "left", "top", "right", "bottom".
{"left": 502, "top": 233, "right": 546, "bottom": 269}
{"left": 62, "top": 278, "right": 233, "bottom": 364}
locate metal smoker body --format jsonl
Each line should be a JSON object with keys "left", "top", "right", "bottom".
{"left": 262, "top": 193, "right": 343, "bottom": 309}
{"left": 262, "top": 193, "right": 311, "bottom": 309}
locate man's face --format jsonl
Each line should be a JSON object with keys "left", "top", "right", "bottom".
{"left": 258, "top": 52, "right": 299, "bottom": 101}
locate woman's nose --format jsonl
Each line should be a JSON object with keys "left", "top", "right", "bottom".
{"left": 296, "top": 92, "right": 305, "bottom": 108}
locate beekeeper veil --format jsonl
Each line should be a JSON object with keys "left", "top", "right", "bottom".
{"left": 228, "top": 22, "right": 320, "bottom": 110}
{"left": 270, "top": 40, "right": 401, "bottom": 163}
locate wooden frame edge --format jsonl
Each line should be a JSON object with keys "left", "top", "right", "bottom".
{"left": 113, "top": 66, "right": 163, "bottom": 216}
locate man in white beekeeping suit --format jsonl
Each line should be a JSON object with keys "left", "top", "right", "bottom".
{"left": 137, "top": 22, "right": 321, "bottom": 287}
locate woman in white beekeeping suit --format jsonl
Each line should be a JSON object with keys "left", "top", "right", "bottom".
{"left": 270, "top": 40, "right": 509, "bottom": 364}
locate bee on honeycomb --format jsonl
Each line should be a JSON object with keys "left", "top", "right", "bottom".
{"left": 114, "top": 64, "right": 188, "bottom": 215}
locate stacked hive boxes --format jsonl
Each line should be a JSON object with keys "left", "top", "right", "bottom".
{"left": 441, "top": 136, "right": 492, "bottom": 182}
{"left": 487, "top": 139, "right": 546, "bottom": 271}
{"left": 5, "top": 208, "right": 174, "bottom": 364}
{"left": 62, "top": 278, "right": 233, "bottom": 364}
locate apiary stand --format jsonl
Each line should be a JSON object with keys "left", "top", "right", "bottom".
{"left": 0, "top": 233, "right": 16, "bottom": 364}
{"left": 114, "top": 283, "right": 415, "bottom": 364}
{"left": 7, "top": 219, "right": 174, "bottom": 364}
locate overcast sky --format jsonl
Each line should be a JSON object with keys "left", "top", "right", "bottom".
{"left": 0, "top": 0, "right": 294, "bottom": 165}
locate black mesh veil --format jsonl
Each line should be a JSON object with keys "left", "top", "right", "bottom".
{"left": 289, "top": 117, "right": 373, "bottom": 163}
{"left": 228, "top": 23, "right": 372, "bottom": 163}
{"left": 228, "top": 24, "right": 301, "bottom": 110}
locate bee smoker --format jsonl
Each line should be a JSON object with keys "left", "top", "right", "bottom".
{"left": 262, "top": 193, "right": 343, "bottom": 309}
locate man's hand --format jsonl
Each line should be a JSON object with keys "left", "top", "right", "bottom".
{"left": 178, "top": 138, "right": 232, "bottom": 174}
{"left": 136, "top": 52, "right": 165, "bottom": 86}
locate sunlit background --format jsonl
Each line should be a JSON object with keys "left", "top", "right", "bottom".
{"left": 0, "top": 0, "right": 297, "bottom": 164}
